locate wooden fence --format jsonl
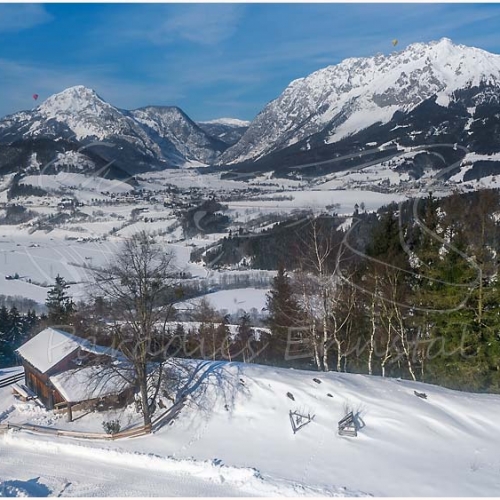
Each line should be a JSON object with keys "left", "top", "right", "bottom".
{"left": 0, "top": 396, "right": 187, "bottom": 441}
{"left": 0, "top": 372, "right": 24, "bottom": 389}
{"left": 338, "top": 411, "right": 357, "bottom": 437}
{"left": 0, "top": 421, "right": 152, "bottom": 440}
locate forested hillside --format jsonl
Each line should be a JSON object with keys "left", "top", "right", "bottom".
{"left": 194, "top": 189, "right": 500, "bottom": 392}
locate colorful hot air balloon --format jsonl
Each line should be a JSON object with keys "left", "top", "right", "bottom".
{"left": 392, "top": 39, "right": 398, "bottom": 47}
{"left": 32, "top": 94, "right": 39, "bottom": 100}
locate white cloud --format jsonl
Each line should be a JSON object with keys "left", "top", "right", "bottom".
{"left": 0, "top": 4, "right": 52, "bottom": 33}
{"left": 148, "top": 4, "right": 244, "bottom": 46}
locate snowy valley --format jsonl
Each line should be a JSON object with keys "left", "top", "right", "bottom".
{"left": 2, "top": 35, "right": 500, "bottom": 498}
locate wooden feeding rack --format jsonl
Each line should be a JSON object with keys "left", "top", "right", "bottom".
{"left": 338, "top": 411, "right": 357, "bottom": 437}
{"left": 289, "top": 410, "right": 314, "bottom": 434}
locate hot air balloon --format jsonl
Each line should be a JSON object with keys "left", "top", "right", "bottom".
{"left": 392, "top": 39, "right": 398, "bottom": 47}
{"left": 32, "top": 94, "right": 39, "bottom": 100}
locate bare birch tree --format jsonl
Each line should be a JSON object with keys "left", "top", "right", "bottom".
{"left": 296, "top": 217, "right": 355, "bottom": 372}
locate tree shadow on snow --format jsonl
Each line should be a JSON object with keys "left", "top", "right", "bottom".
{"left": 161, "top": 359, "right": 251, "bottom": 420}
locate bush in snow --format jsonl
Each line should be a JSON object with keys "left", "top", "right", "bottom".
{"left": 102, "top": 419, "right": 121, "bottom": 435}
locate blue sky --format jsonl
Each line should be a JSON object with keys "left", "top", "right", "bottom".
{"left": 1, "top": 3, "right": 500, "bottom": 122}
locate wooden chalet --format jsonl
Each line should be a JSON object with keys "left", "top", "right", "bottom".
{"left": 16, "top": 327, "right": 133, "bottom": 417}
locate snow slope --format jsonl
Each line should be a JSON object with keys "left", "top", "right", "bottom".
{"left": 2, "top": 362, "right": 500, "bottom": 496}
{"left": 0, "top": 436, "right": 251, "bottom": 497}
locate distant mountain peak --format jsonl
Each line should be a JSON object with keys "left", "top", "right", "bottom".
{"left": 38, "top": 85, "right": 111, "bottom": 119}
{"left": 0, "top": 86, "right": 229, "bottom": 170}
{"left": 197, "top": 118, "right": 250, "bottom": 147}
{"left": 200, "top": 118, "right": 251, "bottom": 127}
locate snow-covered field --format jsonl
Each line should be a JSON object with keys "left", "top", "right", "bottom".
{"left": 0, "top": 160, "right": 420, "bottom": 309}
{"left": 178, "top": 287, "right": 269, "bottom": 315}
{"left": 0, "top": 230, "right": 211, "bottom": 305}
{"left": 2, "top": 362, "right": 500, "bottom": 496}
{"left": 226, "top": 190, "right": 407, "bottom": 219}
{"left": 0, "top": 436, "right": 252, "bottom": 497}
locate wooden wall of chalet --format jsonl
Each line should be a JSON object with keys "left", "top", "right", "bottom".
{"left": 21, "top": 349, "right": 100, "bottom": 409}
{"left": 23, "top": 361, "right": 63, "bottom": 409}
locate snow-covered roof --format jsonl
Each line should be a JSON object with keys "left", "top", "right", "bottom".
{"left": 16, "top": 327, "right": 122, "bottom": 374}
{"left": 50, "top": 365, "right": 132, "bottom": 403}
{"left": 16, "top": 328, "right": 86, "bottom": 374}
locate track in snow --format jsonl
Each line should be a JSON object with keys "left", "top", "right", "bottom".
{"left": 0, "top": 440, "right": 250, "bottom": 497}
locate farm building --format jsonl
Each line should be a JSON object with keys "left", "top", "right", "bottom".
{"left": 15, "top": 327, "right": 133, "bottom": 417}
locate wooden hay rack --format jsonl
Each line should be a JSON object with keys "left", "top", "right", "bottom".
{"left": 338, "top": 411, "right": 357, "bottom": 437}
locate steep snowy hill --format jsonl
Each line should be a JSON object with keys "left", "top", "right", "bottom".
{"left": 219, "top": 38, "right": 500, "bottom": 167}
{"left": 2, "top": 361, "right": 500, "bottom": 496}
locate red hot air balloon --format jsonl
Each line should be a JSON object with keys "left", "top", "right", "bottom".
{"left": 32, "top": 94, "right": 39, "bottom": 101}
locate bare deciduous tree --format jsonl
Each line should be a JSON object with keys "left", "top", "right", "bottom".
{"left": 89, "top": 231, "right": 180, "bottom": 426}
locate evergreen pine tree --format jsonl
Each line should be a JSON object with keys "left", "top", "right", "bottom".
{"left": 414, "top": 198, "right": 484, "bottom": 389}
{"left": 367, "top": 206, "right": 402, "bottom": 261}
{"left": 0, "top": 306, "right": 9, "bottom": 333}
{"left": 0, "top": 305, "right": 11, "bottom": 366}
{"left": 0, "top": 307, "right": 39, "bottom": 367}
{"left": 237, "top": 312, "right": 253, "bottom": 363}
{"left": 45, "top": 275, "right": 75, "bottom": 326}
{"left": 266, "top": 265, "right": 302, "bottom": 366}
{"left": 8, "top": 306, "right": 22, "bottom": 342}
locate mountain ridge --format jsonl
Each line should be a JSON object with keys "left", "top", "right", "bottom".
{"left": 0, "top": 86, "right": 236, "bottom": 174}
{"left": 218, "top": 38, "right": 500, "bottom": 166}
{"left": 2, "top": 38, "right": 500, "bottom": 182}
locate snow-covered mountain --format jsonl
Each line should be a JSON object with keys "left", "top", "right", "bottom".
{"left": 131, "top": 106, "right": 227, "bottom": 165}
{"left": 0, "top": 87, "right": 163, "bottom": 173}
{"left": 202, "top": 118, "right": 250, "bottom": 128}
{"left": 0, "top": 86, "right": 230, "bottom": 174}
{"left": 198, "top": 118, "right": 250, "bottom": 146}
{"left": 3, "top": 39, "right": 500, "bottom": 182}
{"left": 219, "top": 38, "right": 500, "bottom": 166}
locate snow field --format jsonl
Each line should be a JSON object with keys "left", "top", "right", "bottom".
{"left": 2, "top": 361, "right": 500, "bottom": 495}
{"left": 1, "top": 431, "right": 358, "bottom": 497}
{"left": 178, "top": 288, "right": 269, "bottom": 315}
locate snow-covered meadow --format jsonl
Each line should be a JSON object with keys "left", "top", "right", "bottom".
{"left": 0, "top": 162, "right": 420, "bottom": 310}
{"left": 2, "top": 362, "right": 500, "bottom": 496}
